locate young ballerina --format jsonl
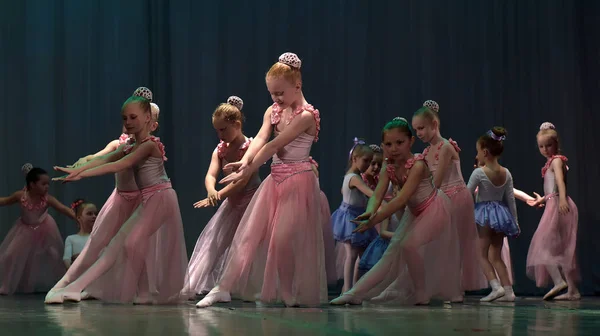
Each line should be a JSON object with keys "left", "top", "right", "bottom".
{"left": 331, "top": 138, "right": 378, "bottom": 293}
{"left": 467, "top": 127, "right": 520, "bottom": 302}
{"left": 45, "top": 87, "right": 159, "bottom": 299}
{"left": 45, "top": 94, "right": 188, "bottom": 304}
{"left": 63, "top": 199, "right": 97, "bottom": 270}
{"left": 186, "top": 96, "right": 261, "bottom": 296}
{"left": 411, "top": 100, "right": 483, "bottom": 299}
{"left": 526, "top": 122, "right": 580, "bottom": 300}
{"left": 330, "top": 117, "right": 461, "bottom": 306}
{"left": 362, "top": 145, "right": 384, "bottom": 190}
{"left": 0, "top": 164, "right": 75, "bottom": 294}
{"left": 196, "top": 52, "right": 326, "bottom": 308}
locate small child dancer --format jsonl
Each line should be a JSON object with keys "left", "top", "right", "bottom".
{"left": 0, "top": 164, "right": 75, "bottom": 294}
{"left": 46, "top": 94, "right": 188, "bottom": 304}
{"left": 331, "top": 138, "right": 378, "bottom": 293}
{"left": 186, "top": 96, "right": 261, "bottom": 296}
{"left": 331, "top": 117, "right": 461, "bottom": 306}
{"left": 362, "top": 145, "right": 384, "bottom": 191}
{"left": 467, "top": 127, "right": 519, "bottom": 302}
{"left": 526, "top": 122, "right": 580, "bottom": 300}
{"left": 63, "top": 199, "right": 97, "bottom": 270}
{"left": 412, "top": 100, "right": 482, "bottom": 300}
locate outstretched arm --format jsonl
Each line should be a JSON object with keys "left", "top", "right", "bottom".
{"left": 513, "top": 188, "right": 534, "bottom": 202}
{"left": 348, "top": 175, "right": 374, "bottom": 198}
{"left": 70, "top": 140, "right": 121, "bottom": 167}
{"left": 0, "top": 191, "right": 23, "bottom": 207}
{"left": 364, "top": 163, "right": 391, "bottom": 216}
{"left": 47, "top": 196, "right": 76, "bottom": 220}
{"left": 78, "top": 141, "right": 156, "bottom": 178}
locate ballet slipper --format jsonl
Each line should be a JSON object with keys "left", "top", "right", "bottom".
{"left": 63, "top": 291, "right": 82, "bottom": 302}
{"left": 480, "top": 287, "right": 506, "bottom": 302}
{"left": 543, "top": 282, "right": 567, "bottom": 300}
{"left": 196, "top": 291, "right": 231, "bottom": 308}
{"left": 44, "top": 289, "right": 65, "bottom": 304}
{"left": 330, "top": 293, "right": 362, "bottom": 305}
{"left": 496, "top": 293, "right": 516, "bottom": 302}
{"left": 554, "top": 293, "right": 581, "bottom": 301}
{"left": 80, "top": 291, "right": 94, "bottom": 300}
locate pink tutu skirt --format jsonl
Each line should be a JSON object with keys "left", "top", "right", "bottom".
{"left": 217, "top": 162, "right": 328, "bottom": 306}
{"left": 319, "top": 191, "right": 337, "bottom": 285}
{"left": 0, "top": 215, "right": 65, "bottom": 294}
{"left": 445, "top": 186, "right": 485, "bottom": 291}
{"left": 347, "top": 191, "right": 462, "bottom": 305}
{"left": 53, "top": 189, "right": 141, "bottom": 289}
{"left": 526, "top": 196, "right": 579, "bottom": 287}
{"left": 185, "top": 186, "right": 258, "bottom": 295}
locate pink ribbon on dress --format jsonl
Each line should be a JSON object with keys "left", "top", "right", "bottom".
{"left": 140, "top": 182, "right": 172, "bottom": 204}
{"left": 441, "top": 184, "right": 467, "bottom": 198}
{"left": 117, "top": 189, "right": 141, "bottom": 201}
{"left": 270, "top": 161, "right": 313, "bottom": 185}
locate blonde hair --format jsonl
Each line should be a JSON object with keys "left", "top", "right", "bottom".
{"left": 266, "top": 62, "right": 302, "bottom": 84}
{"left": 213, "top": 103, "right": 244, "bottom": 123}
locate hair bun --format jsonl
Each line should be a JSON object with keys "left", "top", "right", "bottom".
{"left": 491, "top": 126, "right": 507, "bottom": 137}
{"left": 539, "top": 122, "right": 555, "bottom": 131}
{"left": 132, "top": 87, "right": 153, "bottom": 102}
{"left": 369, "top": 144, "right": 382, "bottom": 153}
{"left": 150, "top": 102, "right": 160, "bottom": 119}
{"left": 393, "top": 117, "right": 408, "bottom": 122}
{"left": 423, "top": 100, "right": 439, "bottom": 113}
{"left": 21, "top": 163, "right": 33, "bottom": 176}
{"left": 278, "top": 52, "right": 302, "bottom": 69}
{"left": 226, "top": 96, "right": 244, "bottom": 111}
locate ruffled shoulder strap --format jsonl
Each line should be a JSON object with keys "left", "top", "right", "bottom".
{"left": 20, "top": 188, "right": 47, "bottom": 210}
{"left": 118, "top": 133, "right": 130, "bottom": 145}
{"left": 402, "top": 154, "right": 426, "bottom": 183}
{"left": 270, "top": 103, "right": 321, "bottom": 142}
{"left": 216, "top": 141, "right": 226, "bottom": 159}
{"left": 541, "top": 155, "right": 568, "bottom": 177}
{"left": 447, "top": 138, "right": 461, "bottom": 153}
{"left": 128, "top": 136, "right": 167, "bottom": 161}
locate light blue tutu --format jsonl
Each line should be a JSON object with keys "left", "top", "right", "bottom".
{"left": 474, "top": 201, "right": 519, "bottom": 237}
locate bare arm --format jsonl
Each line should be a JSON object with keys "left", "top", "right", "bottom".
{"left": 238, "top": 107, "right": 273, "bottom": 165}
{"left": 47, "top": 196, "right": 76, "bottom": 220}
{"left": 513, "top": 188, "right": 534, "bottom": 202}
{"left": 348, "top": 175, "right": 374, "bottom": 198}
{"left": 218, "top": 173, "right": 253, "bottom": 199}
{"left": 432, "top": 142, "right": 454, "bottom": 189}
{"left": 365, "top": 162, "right": 391, "bottom": 215}
{"left": 205, "top": 149, "right": 221, "bottom": 195}
{"left": 552, "top": 158, "right": 568, "bottom": 202}
{"left": 70, "top": 140, "right": 121, "bottom": 167}
{"left": 369, "top": 161, "right": 425, "bottom": 224}
{"left": 0, "top": 191, "right": 22, "bottom": 207}
{"left": 378, "top": 217, "right": 394, "bottom": 240}
{"left": 79, "top": 141, "right": 156, "bottom": 178}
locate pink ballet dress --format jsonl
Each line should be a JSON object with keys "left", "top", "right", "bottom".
{"left": 424, "top": 140, "right": 484, "bottom": 291}
{"left": 185, "top": 138, "right": 261, "bottom": 295}
{"left": 526, "top": 155, "right": 579, "bottom": 287}
{"left": 202, "top": 103, "right": 327, "bottom": 307}
{"left": 338, "top": 155, "right": 462, "bottom": 305}
{"left": 47, "top": 134, "right": 141, "bottom": 292}
{"left": 0, "top": 190, "right": 65, "bottom": 294}
{"left": 45, "top": 136, "right": 188, "bottom": 304}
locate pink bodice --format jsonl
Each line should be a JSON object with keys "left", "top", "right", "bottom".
{"left": 19, "top": 190, "right": 49, "bottom": 226}
{"left": 269, "top": 103, "right": 321, "bottom": 165}
{"left": 217, "top": 137, "right": 261, "bottom": 190}
{"left": 542, "top": 155, "right": 568, "bottom": 196}
{"left": 124, "top": 136, "right": 170, "bottom": 189}
{"left": 423, "top": 139, "right": 466, "bottom": 192}
{"left": 115, "top": 133, "right": 138, "bottom": 191}
{"left": 386, "top": 155, "right": 436, "bottom": 215}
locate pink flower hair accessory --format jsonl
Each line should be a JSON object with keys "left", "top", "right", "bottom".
{"left": 227, "top": 96, "right": 244, "bottom": 111}
{"left": 423, "top": 100, "right": 439, "bottom": 113}
{"left": 132, "top": 87, "right": 153, "bottom": 102}
{"left": 540, "top": 122, "right": 555, "bottom": 130}
{"left": 278, "top": 52, "right": 302, "bottom": 69}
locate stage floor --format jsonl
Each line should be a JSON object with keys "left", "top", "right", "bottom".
{"left": 1, "top": 295, "right": 598, "bottom": 335}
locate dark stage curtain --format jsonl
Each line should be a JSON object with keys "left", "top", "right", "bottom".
{"left": 1, "top": 0, "right": 598, "bottom": 295}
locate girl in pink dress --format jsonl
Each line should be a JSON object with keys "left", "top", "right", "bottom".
{"left": 186, "top": 96, "right": 261, "bottom": 296}
{"left": 45, "top": 94, "right": 188, "bottom": 304}
{"left": 330, "top": 117, "right": 461, "bottom": 306}
{"left": 467, "top": 127, "right": 520, "bottom": 302}
{"left": 196, "top": 52, "right": 326, "bottom": 308}
{"left": 45, "top": 87, "right": 159, "bottom": 298}
{"left": 526, "top": 122, "right": 580, "bottom": 301}
{"left": 411, "top": 100, "right": 483, "bottom": 300}
{"left": 0, "top": 164, "right": 75, "bottom": 294}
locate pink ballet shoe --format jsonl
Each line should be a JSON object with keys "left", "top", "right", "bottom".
{"left": 80, "top": 291, "right": 94, "bottom": 300}
{"left": 63, "top": 291, "right": 82, "bottom": 302}
{"left": 196, "top": 290, "right": 231, "bottom": 308}
{"left": 543, "top": 282, "right": 567, "bottom": 300}
{"left": 44, "top": 289, "right": 65, "bottom": 304}
{"left": 554, "top": 293, "right": 581, "bottom": 301}
{"left": 330, "top": 293, "right": 362, "bottom": 305}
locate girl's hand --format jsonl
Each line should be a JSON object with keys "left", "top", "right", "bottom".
{"left": 354, "top": 211, "right": 374, "bottom": 222}
{"left": 54, "top": 166, "right": 77, "bottom": 175}
{"left": 52, "top": 172, "right": 82, "bottom": 183}
{"left": 351, "top": 217, "right": 375, "bottom": 233}
{"left": 559, "top": 198, "right": 570, "bottom": 215}
{"left": 207, "top": 190, "right": 220, "bottom": 206}
{"left": 220, "top": 166, "right": 251, "bottom": 185}
{"left": 193, "top": 198, "right": 215, "bottom": 208}
{"left": 527, "top": 192, "right": 545, "bottom": 208}
{"left": 222, "top": 160, "right": 247, "bottom": 174}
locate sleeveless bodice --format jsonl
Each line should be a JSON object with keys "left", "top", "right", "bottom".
{"left": 269, "top": 103, "right": 320, "bottom": 165}
{"left": 423, "top": 139, "right": 465, "bottom": 190}
{"left": 386, "top": 155, "right": 436, "bottom": 213}
{"left": 341, "top": 174, "right": 368, "bottom": 207}
{"left": 19, "top": 190, "right": 50, "bottom": 226}
{"left": 124, "top": 136, "right": 170, "bottom": 189}
{"left": 115, "top": 133, "right": 138, "bottom": 191}
{"left": 542, "top": 155, "right": 568, "bottom": 196}
{"left": 218, "top": 137, "right": 261, "bottom": 190}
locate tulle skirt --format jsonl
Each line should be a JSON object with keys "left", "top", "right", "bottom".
{"left": 331, "top": 203, "right": 378, "bottom": 247}
{"left": 526, "top": 196, "right": 579, "bottom": 287}
{"left": 216, "top": 162, "right": 328, "bottom": 306}
{"left": 445, "top": 186, "right": 484, "bottom": 291}
{"left": 53, "top": 188, "right": 141, "bottom": 289}
{"left": 185, "top": 186, "right": 258, "bottom": 295}
{"left": 475, "top": 201, "right": 519, "bottom": 237}
{"left": 347, "top": 190, "right": 462, "bottom": 305}
{"left": 0, "top": 215, "right": 65, "bottom": 294}
{"left": 319, "top": 191, "right": 337, "bottom": 285}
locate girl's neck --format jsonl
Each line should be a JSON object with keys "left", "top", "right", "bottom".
{"left": 393, "top": 153, "right": 414, "bottom": 166}
{"left": 27, "top": 190, "right": 43, "bottom": 200}
{"left": 429, "top": 133, "right": 443, "bottom": 146}
{"left": 229, "top": 133, "right": 246, "bottom": 148}
{"left": 289, "top": 92, "right": 306, "bottom": 111}
{"left": 484, "top": 158, "right": 501, "bottom": 169}
{"left": 134, "top": 130, "right": 151, "bottom": 143}
{"left": 77, "top": 230, "right": 91, "bottom": 236}
{"left": 347, "top": 166, "right": 361, "bottom": 175}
